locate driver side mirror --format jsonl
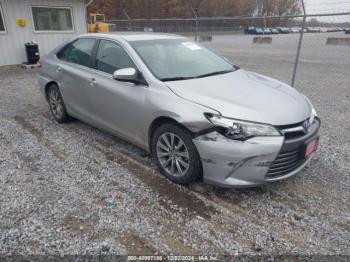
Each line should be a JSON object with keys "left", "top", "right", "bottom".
{"left": 113, "top": 68, "right": 147, "bottom": 85}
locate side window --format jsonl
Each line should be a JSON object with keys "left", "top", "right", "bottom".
{"left": 57, "top": 38, "right": 96, "bottom": 67}
{"left": 96, "top": 40, "right": 135, "bottom": 74}
{"left": 0, "top": 3, "right": 6, "bottom": 32}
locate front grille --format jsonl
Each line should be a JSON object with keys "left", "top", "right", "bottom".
{"left": 266, "top": 149, "right": 305, "bottom": 179}
{"left": 277, "top": 120, "right": 308, "bottom": 140}
{"left": 266, "top": 117, "right": 320, "bottom": 179}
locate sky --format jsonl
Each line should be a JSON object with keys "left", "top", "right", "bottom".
{"left": 304, "top": 0, "right": 350, "bottom": 22}
{"left": 304, "top": 0, "right": 350, "bottom": 13}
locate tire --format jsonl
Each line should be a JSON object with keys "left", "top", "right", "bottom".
{"left": 151, "top": 123, "right": 202, "bottom": 185}
{"left": 47, "top": 84, "right": 70, "bottom": 123}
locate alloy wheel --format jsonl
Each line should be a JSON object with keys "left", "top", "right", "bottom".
{"left": 156, "top": 132, "right": 190, "bottom": 177}
{"left": 49, "top": 89, "right": 64, "bottom": 119}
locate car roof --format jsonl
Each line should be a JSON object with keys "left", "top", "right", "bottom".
{"left": 80, "top": 32, "right": 187, "bottom": 42}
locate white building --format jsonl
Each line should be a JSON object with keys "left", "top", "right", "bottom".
{"left": 0, "top": 0, "right": 88, "bottom": 66}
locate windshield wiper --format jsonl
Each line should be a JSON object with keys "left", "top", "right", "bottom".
{"left": 194, "top": 69, "right": 235, "bottom": 79}
{"left": 160, "top": 76, "right": 195, "bottom": 82}
{"left": 160, "top": 69, "right": 236, "bottom": 82}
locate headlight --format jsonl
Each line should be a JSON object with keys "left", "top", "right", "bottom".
{"left": 303, "top": 95, "right": 317, "bottom": 124}
{"left": 205, "top": 114, "right": 281, "bottom": 140}
{"left": 309, "top": 107, "right": 317, "bottom": 125}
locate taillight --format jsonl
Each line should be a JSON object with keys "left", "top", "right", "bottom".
{"left": 36, "top": 60, "right": 42, "bottom": 69}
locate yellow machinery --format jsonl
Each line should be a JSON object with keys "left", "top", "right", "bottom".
{"left": 88, "top": 13, "right": 109, "bottom": 33}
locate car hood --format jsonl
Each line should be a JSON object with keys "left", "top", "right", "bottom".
{"left": 165, "top": 69, "right": 311, "bottom": 126}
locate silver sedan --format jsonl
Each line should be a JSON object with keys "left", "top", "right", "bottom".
{"left": 37, "top": 33, "right": 320, "bottom": 188}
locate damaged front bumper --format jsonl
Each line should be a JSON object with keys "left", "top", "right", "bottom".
{"left": 194, "top": 133, "right": 283, "bottom": 187}
{"left": 193, "top": 118, "right": 320, "bottom": 187}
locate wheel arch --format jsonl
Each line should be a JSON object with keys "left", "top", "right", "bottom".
{"left": 44, "top": 81, "right": 59, "bottom": 101}
{"left": 148, "top": 116, "right": 194, "bottom": 153}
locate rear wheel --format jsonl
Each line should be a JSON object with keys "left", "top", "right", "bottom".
{"left": 47, "top": 84, "right": 69, "bottom": 123}
{"left": 151, "top": 123, "right": 202, "bottom": 185}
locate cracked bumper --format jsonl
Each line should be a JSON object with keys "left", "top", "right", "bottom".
{"left": 193, "top": 118, "right": 319, "bottom": 188}
{"left": 193, "top": 133, "right": 284, "bottom": 187}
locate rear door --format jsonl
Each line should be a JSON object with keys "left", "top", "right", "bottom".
{"left": 56, "top": 38, "right": 98, "bottom": 121}
{"left": 86, "top": 39, "right": 148, "bottom": 145}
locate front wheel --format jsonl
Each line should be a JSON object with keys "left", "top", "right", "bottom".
{"left": 151, "top": 123, "right": 202, "bottom": 185}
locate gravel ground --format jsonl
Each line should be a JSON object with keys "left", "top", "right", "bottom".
{"left": 0, "top": 32, "right": 349, "bottom": 257}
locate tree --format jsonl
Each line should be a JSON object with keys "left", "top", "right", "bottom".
{"left": 88, "top": 0, "right": 301, "bottom": 20}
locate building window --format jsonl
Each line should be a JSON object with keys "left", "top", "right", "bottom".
{"left": 31, "top": 6, "right": 74, "bottom": 32}
{"left": 0, "top": 4, "right": 6, "bottom": 32}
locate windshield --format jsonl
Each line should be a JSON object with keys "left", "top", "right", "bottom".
{"left": 130, "top": 39, "right": 236, "bottom": 81}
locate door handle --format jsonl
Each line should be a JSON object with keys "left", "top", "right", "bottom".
{"left": 89, "top": 78, "right": 97, "bottom": 86}
{"left": 56, "top": 66, "right": 61, "bottom": 73}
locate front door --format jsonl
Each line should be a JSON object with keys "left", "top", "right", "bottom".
{"left": 86, "top": 39, "right": 148, "bottom": 145}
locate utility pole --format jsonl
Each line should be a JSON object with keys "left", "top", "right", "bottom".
{"left": 191, "top": 0, "right": 206, "bottom": 42}
{"left": 291, "top": 0, "right": 306, "bottom": 87}
{"left": 122, "top": 9, "right": 132, "bottom": 31}
{"left": 192, "top": 8, "right": 199, "bottom": 41}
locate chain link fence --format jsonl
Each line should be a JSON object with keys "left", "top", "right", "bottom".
{"left": 106, "top": 11, "right": 350, "bottom": 88}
